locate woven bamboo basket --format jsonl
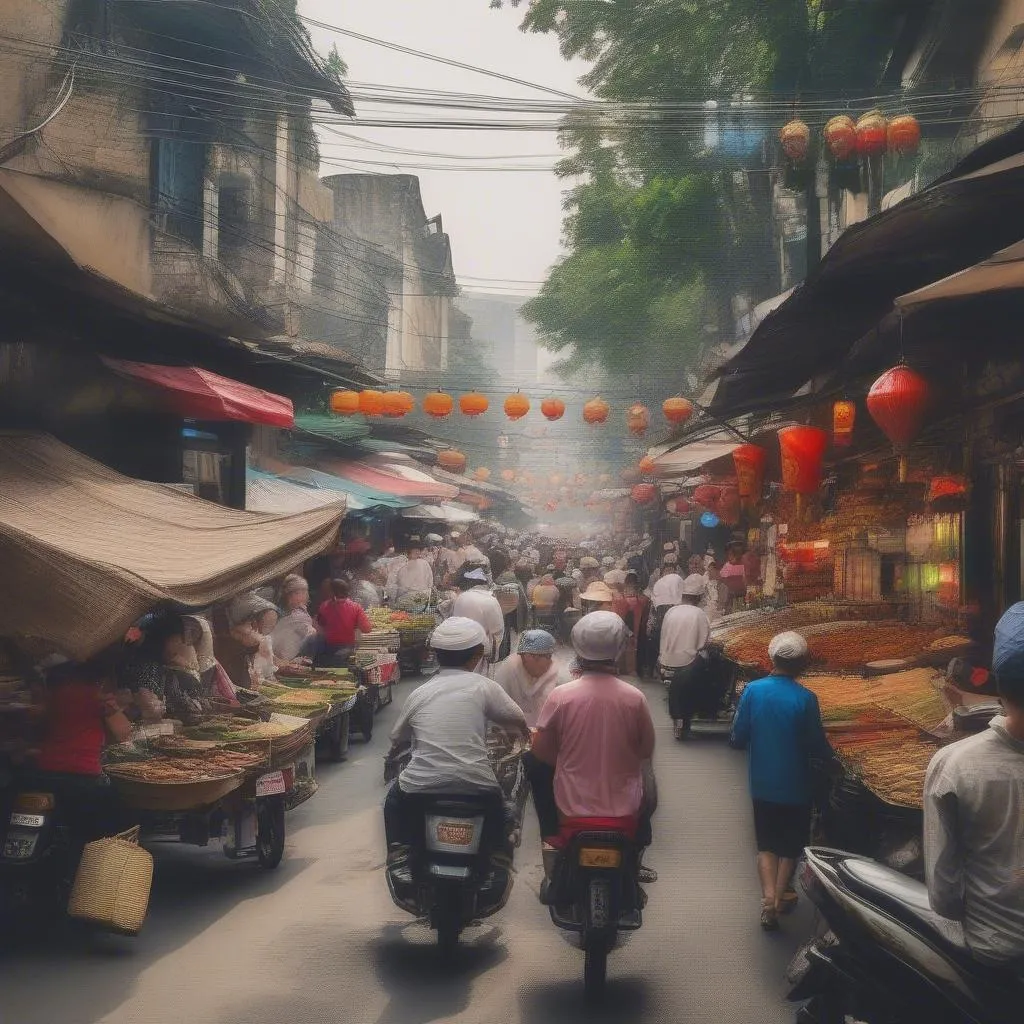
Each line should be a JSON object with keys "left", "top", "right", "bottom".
{"left": 68, "top": 826, "right": 154, "bottom": 935}
{"left": 106, "top": 770, "right": 246, "bottom": 811}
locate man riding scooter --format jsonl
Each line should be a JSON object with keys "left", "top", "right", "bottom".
{"left": 530, "top": 611, "right": 658, "bottom": 892}
{"left": 383, "top": 617, "right": 529, "bottom": 871}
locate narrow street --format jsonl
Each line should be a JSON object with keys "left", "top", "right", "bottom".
{"left": 2, "top": 672, "right": 809, "bottom": 1024}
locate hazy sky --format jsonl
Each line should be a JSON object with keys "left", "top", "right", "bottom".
{"left": 300, "top": 0, "right": 591, "bottom": 296}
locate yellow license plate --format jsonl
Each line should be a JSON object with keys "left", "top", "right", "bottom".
{"left": 578, "top": 847, "right": 622, "bottom": 869}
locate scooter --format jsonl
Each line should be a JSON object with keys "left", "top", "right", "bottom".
{"left": 542, "top": 821, "right": 646, "bottom": 999}
{"left": 787, "top": 846, "right": 1023, "bottom": 1024}
{"left": 384, "top": 735, "right": 526, "bottom": 956}
{"left": 658, "top": 641, "right": 740, "bottom": 738}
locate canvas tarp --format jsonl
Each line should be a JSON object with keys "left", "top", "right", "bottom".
{"left": 0, "top": 433, "right": 345, "bottom": 659}
{"left": 245, "top": 469, "right": 348, "bottom": 516}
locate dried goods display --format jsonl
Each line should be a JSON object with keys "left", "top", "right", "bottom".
{"left": 804, "top": 669, "right": 949, "bottom": 731}
{"left": 829, "top": 724, "right": 942, "bottom": 809}
{"left": 182, "top": 718, "right": 297, "bottom": 743}
{"left": 105, "top": 750, "right": 264, "bottom": 783}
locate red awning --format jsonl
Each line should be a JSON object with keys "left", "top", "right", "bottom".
{"left": 102, "top": 358, "right": 294, "bottom": 428}
{"left": 325, "top": 459, "right": 459, "bottom": 500}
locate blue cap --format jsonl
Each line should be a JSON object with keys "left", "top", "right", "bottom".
{"left": 993, "top": 602, "right": 1024, "bottom": 680}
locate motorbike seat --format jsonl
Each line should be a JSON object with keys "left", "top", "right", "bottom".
{"left": 836, "top": 858, "right": 1017, "bottom": 982}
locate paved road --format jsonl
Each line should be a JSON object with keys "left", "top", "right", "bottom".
{"left": 0, "top": 676, "right": 810, "bottom": 1024}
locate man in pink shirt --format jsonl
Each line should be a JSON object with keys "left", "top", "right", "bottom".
{"left": 532, "top": 611, "right": 658, "bottom": 888}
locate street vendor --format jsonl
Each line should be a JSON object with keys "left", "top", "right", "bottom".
{"left": 214, "top": 593, "right": 279, "bottom": 692}
{"left": 349, "top": 558, "right": 384, "bottom": 611}
{"left": 316, "top": 578, "right": 373, "bottom": 665}
{"left": 272, "top": 574, "right": 319, "bottom": 665}
{"left": 388, "top": 539, "right": 435, "bottom": 607}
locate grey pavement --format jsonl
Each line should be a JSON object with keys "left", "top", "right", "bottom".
{"left": 0, "top": 674, "right": 809, "bottom": 1024}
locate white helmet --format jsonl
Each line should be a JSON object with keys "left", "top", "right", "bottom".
{"left": 571, "top": 610, "right": 627, "bottom": 663}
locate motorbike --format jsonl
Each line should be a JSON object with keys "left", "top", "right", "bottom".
{"left": 542, "top": 820, "right": 646, "bottom": 998}
{"left": 658, "top": 641, "right": 740, "bottom": 737}
{"left": 383, "top": 732, "right": 526, "bottom": 955}
{"left": 787, "top": 846, "right": 1023, "bottom": 1024}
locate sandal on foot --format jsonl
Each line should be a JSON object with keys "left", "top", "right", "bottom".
{"left": 778, "top": 891, "right": 799, "bottom": 915}
{"left": 637, "top": 865, "right": 658, "bottom": 884}
{"left": 760, "top": 900, "right": 779, "bottom": 931}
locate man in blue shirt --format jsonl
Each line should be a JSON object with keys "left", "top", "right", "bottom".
{"left": 731, "top": 631, "right": 832, "bottom": 930}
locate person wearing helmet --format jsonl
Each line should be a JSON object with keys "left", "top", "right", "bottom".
{"left": 384, "top": 617, "right": 529, "bottom": 866}
{"left": 531, "top": 611, "right": 658, "bottom": 889}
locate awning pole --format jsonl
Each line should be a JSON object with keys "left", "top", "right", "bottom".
{"left": 690, "top": 402, "right": 752, "bottom": 444}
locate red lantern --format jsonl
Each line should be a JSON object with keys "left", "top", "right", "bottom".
{"left": 928, "top": 475, "right": 967, "bottom": 504}
{"left": 662, "top": 396, "right": 694, "bottom": 425}
{"left": 504, "top": 392, "right": 530, "bottom": 420}
{"left": 856, "top": 110, "right": 888, "bottom": 156}
{"left": 638, "top": 455, "right": 657, "bottom": 477}
{"left": 330, "top": 390, "right": 360, "bottom": 416}
{"left": 423, "top": 391, "right": 454, "bottom": 419}
{"left": 866, "top": 365, "right": 930, "bottom": 447}
{"left": 692, "top": 483, "right": 722, "bottom": 509}
{"left": 358, "top": 389, "right": 385, "bottom": 417}
{"left": 780, "top": 119, "right": 811, "bottom": 163}
{"left": 437, "top": 449, "right": 466, "bottom": 475}
{"left": 583, "top": 398, "right": 610, "bottom": 424}
{"left": 626, "top": 403, "right": 650, "bottom": 437}
{"left": 631, "top": 483, "right": 657, "bottom": 506}
{"left": 824, "top": 115, "right": 857, "bottom": 160}
{"left": 460, "top": 392, "right": 489, "bottom": 417}
{"left": 888, "top": 114, "right": 921, "bottom": 157}
{"left": 778, "top": 426, "right": 829, "bottom": 494}
{"left": 832, "top": 400, "right": 857, "bottom": 447}
{"left": 541, "top": 397, "right": 565, "bottom": 421}
{"left": 719, "top": 486, "right": 741, "bottom": 526}
{"left": 665, "top": 497, "right": 690, "bottom": 516}
{"left": 732, "top": 444, "right": 766, "bottom": 502}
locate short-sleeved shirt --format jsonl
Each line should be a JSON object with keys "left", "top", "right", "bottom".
{"left": 317, "top": 597, "right": 371, "bottom": 647}
{"left": 390, "top": 669, "right": 527, "bottom": 794}
{"left": 533, "top": 673, "right": 656, "bottom": 819}
{"left": 730, "top": 674, "right": 831, "bottom": 805}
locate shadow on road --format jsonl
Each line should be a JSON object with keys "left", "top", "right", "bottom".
{"left": 369, "top": 922, "right": 509, "bottom": 1024}
{"left": 518, "top": 975, "right": 654, "bottom": 1023}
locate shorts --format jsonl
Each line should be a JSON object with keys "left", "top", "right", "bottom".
{"left": 752, "top": 800, "right": 811, "bottom": 859}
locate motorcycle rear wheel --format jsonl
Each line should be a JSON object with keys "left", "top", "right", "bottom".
{"left": 583, "top": 940, "right": 608, "bottom": 1000}
{"left": 434, "top": 889, "right": 462, "bottom": 961}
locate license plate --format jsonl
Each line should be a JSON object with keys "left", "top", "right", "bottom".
{"left": 9, "top": 813, "right": 45, "bottom": 828}
{"left": 3, "top": 833, "right": 38, "bottom": 859}
{"left": 579, "top": 847, "right": 622, "bottom": 869}
{"left": 256, "top": 771, "right": 286, "bottom": 797}
{"left": 436, "top": 821, "right": 475, "bottom": 846}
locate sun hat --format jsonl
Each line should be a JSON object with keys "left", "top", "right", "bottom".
{"left": 580, "top": 581, "right": 616, "bottom": 603}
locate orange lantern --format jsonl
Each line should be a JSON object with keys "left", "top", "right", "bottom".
{"left": 662, "top": 396, "right": 694, "bottom": 425}
{"left": 824, "top": 115, "right": 857, "bottom": 160}
{"left": 732, "top": 444, "right": 766, "bottom": 503}
{"left": 639, "top": 455, "right": 657, "bottom": 477}
{"left": 459, "top": 392, "right": 489, "bottom": 417}
{"left": 778, "top": 425, "right": 829, "bottom": 494}
{"left": 631, "top": 483, "right": 657, "bottom": 506}
{"left": 500, "top": 468, "right": 516, "bottom": 483}
{"left": 504, "top": 392, "right": 530, "bottom": 420}
{"left": 358, "top": 389, "right": 385, "bottom": 417}
{"left": 437, "top": 449, "right": 466, "bottom": 475}
{"left": 330, "top": 389, "right": 360, "bottom": 416}
{"left": 780, "top": 119, "right": 811, "bottom": 163}
{"left": 423, "top": 391, "right": 454, "bottom": 419}
{"left": 887, "top": 114, "right": 921, "bottom": 157}
{"left": 474, "top": 467, "right": 491, "bottom": 481}
{"left": 381, "top": 391, "right": 412, "bottom": 418}
{"left": 583, "top": 397, "right": 610, "bottom": 424}
{"left": 541, "top": 397, "right": 565, "bottom": 421}
{"left": 626, "top": 403, "right": 650, "bottom": 437}
{"left": 832, "top": 400, "right": 857, "bottom": 447}
{"left": 856, "top": 110, "right": 888, "bottom": 156}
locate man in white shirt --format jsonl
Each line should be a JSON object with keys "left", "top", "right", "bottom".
{"left": 384, "top": 617, "right": 528, "bottom": 863}
{"left": 650, "top": 560, "right": 685, "bottom": 608}
{"left": 451, "top": 568, "right": 506, "bottom": 672}
{"left": 659, "top": 574, "right": 711, "bottom": 739}
{"left": 389, "top": 541, "right": 435, "bottom": 606}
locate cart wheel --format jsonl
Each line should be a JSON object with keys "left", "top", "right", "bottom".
{"left": 256, "top": 796, "right": 286, "bottom": 869}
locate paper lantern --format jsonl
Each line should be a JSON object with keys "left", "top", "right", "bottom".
{"left": 665, "top": 497, "right": 690, "bottom": 516}
{"left": 500, "top": 468, "right": 516, "bottom": 483}
{"left": 780, "top": 119, "right": 811, "bottom": 163}
{"left": 866, "top": 365, "right": 930, "bottom": 447}
{"left": 638, "top": 456, "right": 657, "bottom": 477}
{"left": 504, "top": 392, "right": 530, "bottom": 420}
{"left": 778, "top": 425, "right": 829, "bottom": 494}
{"left": 631, "top": 483, "right": 657, "bottom": 506}
{"left": 583, "top": 397, "right": 610, "bottom": 424}
{"left": 358, "top": 389, "right": 385, "bottom": 417}
{"left": 662, "top": 396, "right": 694, "bottom": 425}
{"left": 692, "top": 484, "right": 722, "bottom": 509}
{"left": 732, "top": 444, "right": 766, "bottom": 502}
{"left": 330, "top": 390, "right": 360, "bottom": 416}
{"left": 437, "top": 449, "right": 466, "bottom": 475}
{"left": 824, "top": 115, "right": 857, "bottom": 160}
{"left": 474, "top": 467, "right": 491, "bottom": 481}
{"left": 541, "top": 397, "right": 565, "bottom": 421}
{"left": 460, "top": 392, "right": 489, "bottom": 417}
{"left": 856, "top": 110, "right": 888, "bottom": 156}
{"left": 832, "top": 400, "right": 857, "bottom": 447}
{"left": 626, "top": 403, "right": 650, "bottom": 437}
{"left": 888, "top": 114, "right": 921, "bottom": 157}
{"left": 381, "top": 391, "right": 412, "bottom": 418}
{"left": 423, "top": 391, "right": 454, "bottom": 419}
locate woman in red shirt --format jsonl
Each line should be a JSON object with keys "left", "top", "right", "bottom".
{"left": 316, "top": 579, "right": 372, "bottom": 666}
